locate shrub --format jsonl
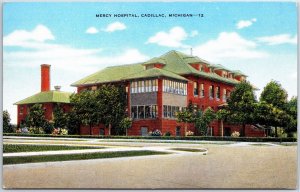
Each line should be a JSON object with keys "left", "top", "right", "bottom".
{"left": 151, "top": 129, "right": 162, "bottom": 136}
{"left": 60, "top": 128, "right": 68, "bottom": 135}
{"left": 186, "top": 130, "right": 194, "bottom": 136}
{"left": 28, "top": 127, "right": 45, "bottom": 134}
{"left": 164, "top": 132, "right": 171, "bottom": 136}
{"left": 43, "top": 121, "right": 54, "bottom": 134}
{"left": 231, "top": 131, "right": 240, "bottom": 137}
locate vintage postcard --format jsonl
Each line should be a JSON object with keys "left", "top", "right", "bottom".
{"left": 2, "top": 1, "right": 298, "bottom": 190}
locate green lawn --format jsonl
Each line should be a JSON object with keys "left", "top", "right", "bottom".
{"left": 170, "top": 148, "right": 207, "bottom": 152}
{"left": 3, "top": 150, "right": 169, "bottom": 165}
{"left": 3, "top": 144, "right": 104, "bottom": 153}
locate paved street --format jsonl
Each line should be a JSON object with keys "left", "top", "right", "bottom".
{"left": 2, "top": 136, "right": 297, "bottom": 189}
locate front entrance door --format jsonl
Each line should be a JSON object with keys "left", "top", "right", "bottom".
{"left": 99, "top": 128, "right": 105, "bottom": 136}
{"left": 141, "top": 127, "right": 148, "bottom": 136}
{"left": 224, "top": 127, "right": 231, "bottom": 136}
{"left": 176, "top": 126, "right": 181, "bottom": 136}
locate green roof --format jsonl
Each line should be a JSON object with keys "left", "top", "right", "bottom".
{"left": 71, "top": 63, "right": 144, "bottom": 86}
{"left": 231, "top": 70, "right": 248, "bottom": 77}
{"left": 14, "top": 91, "right": 72, "bottom": 105}
{"left": 143, "top": 57, "right": 166, "bottom": 65}
{"left": 213, "top": 64, "right": 231, "bottom": 71}
{"left": 71, "top": 50, "right": 246, "bottom": 86}
{"left": 121, "top": 68, "right": 188, "bottom": 81}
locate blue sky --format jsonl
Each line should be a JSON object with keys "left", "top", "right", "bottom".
{"left": 3, "top": 2, "right": 298, "bottom": 124}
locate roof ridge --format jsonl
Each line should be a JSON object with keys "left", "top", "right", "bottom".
{"left": 172, "top": 50, "right": 194, "bottom": 73}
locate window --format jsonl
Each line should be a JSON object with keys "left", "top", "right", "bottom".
{"left": 200, "top": 65, "right": 203, "bottom": 72}
{"left": 145, "top": 80, "right": 149, "bottom": 92}
{"left": 151, "top": 105, "right": 157, "bottom": 118}
{"left": 216, "top": 86, "right": 220, "bottom": 100}
{"left": 184, "top": 84, "right": 187, "bottom": 95}
{"left": 163, "top": 79, "right": 187, "bottom": 95}
{"left": 138, "top": 81, "right": 142, "bottom": 93}
{"left": 194, "top": 82, "right": 199, "bottom": 96}
{"left": 152, "top": 79, "right": 158, "bottom": 92}
{"left": 20, "top": 106, "right": 24, "bottom": 115}
{"left": 223, "top": 89, "right": 227, "bottom": 101}
{"left": 131, "top": 106, "right": 137, "bottom": 119}
{"left": 138, "top": 106, "right": 145, "bottom": 119}
{"left": 141, "top": 81, "right": 145, "bottom": 92}
{"left": 209, "top": 85, "right": 214, "bottom": 99}
{"left": 167, "top": 106, "right": 172, "bottom": 118}
{"left": 145, "top": 106, "right": 151, "bottom": 118}
{"left": 172, "top": 106, "right": 176, "bottom": 118}
{"left": 163, "top": 105, "right": 168, "bottom": 118}
{"left": 132, "top": 105, "right": 157, "bottom": 119}
{"left": 149, "top": 80, "right": 153, "bottom": 92}
{"left": 200, "top": 83, "right": 204, "bottom": 97}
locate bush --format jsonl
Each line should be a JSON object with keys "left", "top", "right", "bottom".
{"left": 164, "top": 132, "right": 171, "bottom": 136}
{"left": 28, "top": 127, "right": 45, "bottom": 134}
{"left": 52, "top": 128, "right": 68, "bottom": 135}
{"left": 186, "top": 130, "right": 194, "bottom": 136}
{"left": 2, "top": 133, "right": 297, "bottom": 142}
{"left": 43, "top": 121, "right": 54, "bottom": 134}
{"left": 231, "top": 131, "right": 240, "bottom": 138}
{"left": 150, "top": 129, "right": 162, "bottom": 136}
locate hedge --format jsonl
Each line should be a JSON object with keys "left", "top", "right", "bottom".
{"left": 3, "top": 133, "right": 297, "bottom": 142}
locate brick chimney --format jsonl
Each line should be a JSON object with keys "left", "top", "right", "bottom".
{"left": 41, "top": 64, "right": 51, "bottom": 92}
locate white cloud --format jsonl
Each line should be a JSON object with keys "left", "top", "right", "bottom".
{"left": 146, "top": 26, "right": 189, "bottom": 48}
{"left": 192, "top": 32, "right": 269, "bottom": 63}
{"left": 4, "top": 25, "right": 149, "bottom": 124}
{"left": 257, "top": 34, "right": 297, "bottom": 45}
{"left": 104, "top": 22, "right": 126, "bottom": 32}
{"left": 190, "top": 30, "right": 199, "bottom": 37}
{"left": 3, "top": 25, "right": 149, "bottom": 73}
{"left": 86, "top": 27, "right": 99, "bottom": 34}
{"left": 236, "top": 18, "right": 257, "bottom": 29}
{"left": 4, "top": 25, "right": 55, "bottom": 47}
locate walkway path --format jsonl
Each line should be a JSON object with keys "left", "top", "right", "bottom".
{"left": 3, "top": 136, "right": 297, "bottom": 189}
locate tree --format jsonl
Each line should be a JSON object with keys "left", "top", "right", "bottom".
{"left": 66, "top": 110, "right": 80, "bottom": 135}
{"left": 194, "top": 107, "right": 216, "bottom": 136}
{"left": 70, "top": 90, "right": 100, "bottom": 135}
{"left": 215, "top": 109, "right": 229, "bottom": 137}
{"left": 259, "top": 81, "right": 288, "bottom": 137}
{"left": 3, "top": 110, "right": 13, "bottom": 133}
{"left": 53, "top": 104, "right": 68, "bottom": 129}
{"left": 70, "top": 84, "right": 127, "bottom": 135}
{"left": 254, "top": 101, "right": 288, "bottom": 137}
{"left": 119, "top": 117, "right": 132, "bottom": 136}
{"left": 227, "top": 81, "right": 257, "bottom": 137}
{"left": 96, "top": 84, "right": 127, "bottom": 135}
{"left": 176, "top": 102, "right": 194, "bottom": 136}
{"left": 26, "top": 104, "right": 47, "bottom": 129}
{"left": 260, "top": 80, "right": 287, "bottom": 110}
{"left": 285, "top": 97, "right": 297, "bottom": 135}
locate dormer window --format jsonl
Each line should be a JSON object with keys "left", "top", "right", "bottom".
{"left": 200, "top": 65, "right": 204, "bottom": 72}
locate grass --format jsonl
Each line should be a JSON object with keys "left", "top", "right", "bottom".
{"left": 249, "top": 143, "right": 272, "bottom": 146}
{"left": 170, "top": 148, "right": 207, "bottom": 152}
{"left": 3, "top": 144, "right": 104, "bottom": 153}
{"left": 3, "top": 150, "right": 169, "bottom": 165}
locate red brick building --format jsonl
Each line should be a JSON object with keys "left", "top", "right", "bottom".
{"left": 72, "top": 50, "right": 264, "bottom": 137}
{"left": 15, "top": 64, "right": 72, "bottom": 127}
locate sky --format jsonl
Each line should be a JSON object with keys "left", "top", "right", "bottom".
{"left": 3, "top": 2, "right": 298, "bottom": 124}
